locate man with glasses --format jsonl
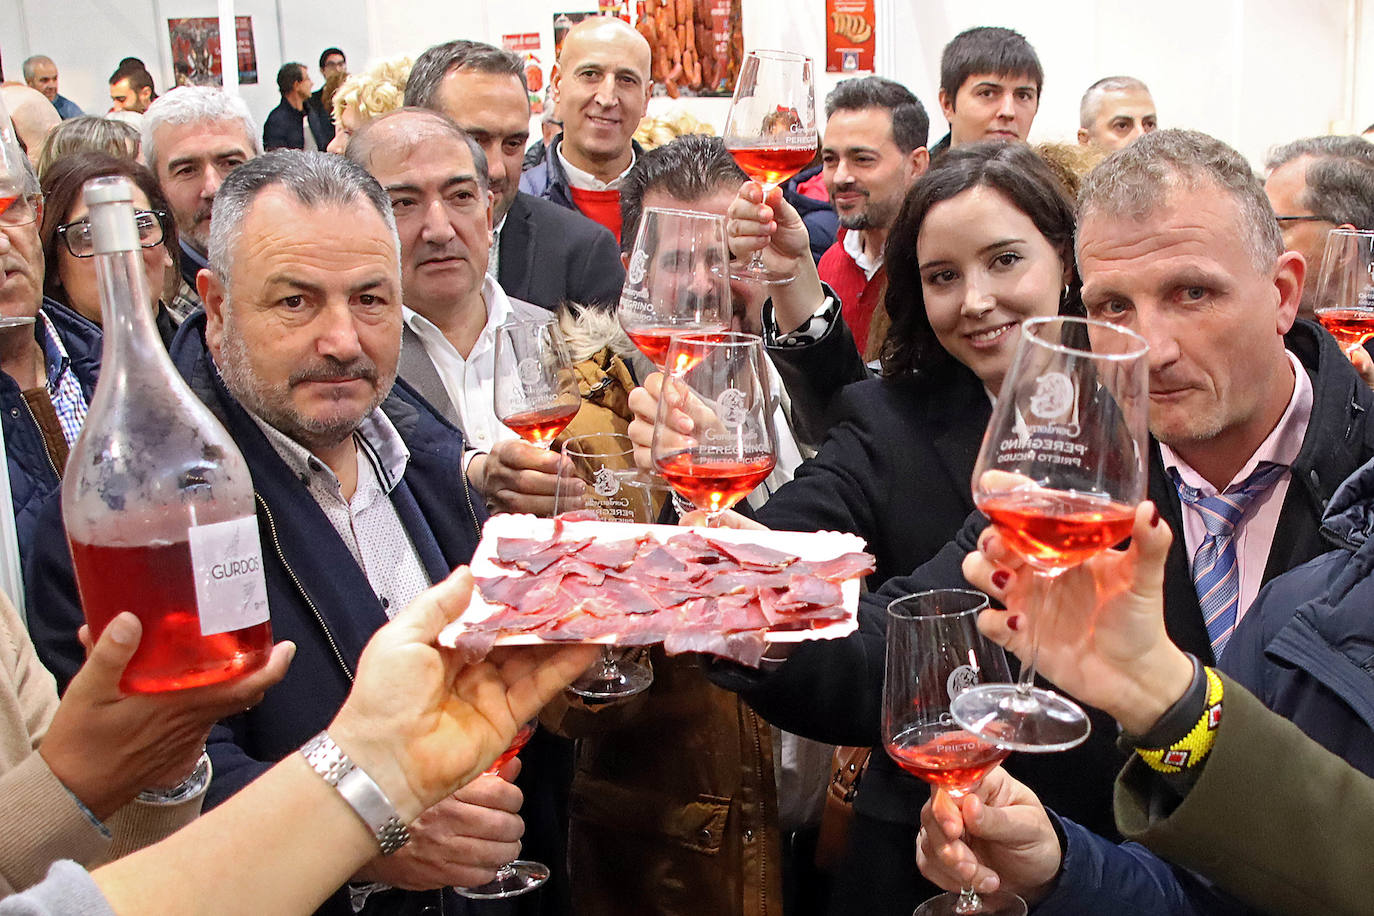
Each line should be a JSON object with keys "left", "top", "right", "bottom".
{"left": 1264, "top": 136, "right": 1374, "bottom": 316}
{"left": 0, "top": 169, "right": 101, "bottom": 565}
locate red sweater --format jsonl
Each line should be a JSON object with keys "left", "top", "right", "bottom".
{"left": 818, "top": 229, "right": 887, "bottom": 358}
{"left": 569, "top": 186, "right": 623, "bottom": 244}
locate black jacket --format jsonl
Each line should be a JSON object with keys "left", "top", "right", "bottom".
{"left": 709, "top": 320, "right": 1374, "bottom": 915}
{"left": 498, "top": 191, "right": 624, "bottom": 311}
{"left": 26, "top": 312, "right": 491, "bottom": 916}
{"left": 5, "top": 303, "right": 101, "bottom": 568}
{"left": 757, "top": 364, "right": 988, "bottom": 585}
{"left": 307, "top": 87, "right": 336, "bottom": 148}
{"left": 262, "top": 97, "right": 330, "bottom": 151}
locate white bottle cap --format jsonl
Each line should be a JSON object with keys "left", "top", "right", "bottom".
{"left": 82, "top": 176, "right": 140, "bottom": 255}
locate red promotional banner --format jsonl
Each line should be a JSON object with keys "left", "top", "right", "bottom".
{"left": 825, "top": 0, "right": 874, "bottom": 73}
{"left": 502, "top": 33, "right": 541, "bottom": 52}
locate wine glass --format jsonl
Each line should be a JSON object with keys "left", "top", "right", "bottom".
{"left": 722, "top": 50, "right": 818, "bottom": 285}
{"left": 454, "top": 720, "right": 548, "bottom": 899}
{"left": 617, "top": 206, "right": 732, "bottom": 369}
{"left": 883, "top": 590, "right": 1024, "bottom": 916}
{"left": 650, "top": 332, "right": 778, "bottom": 524}
{"left": 951, "top": 316, "right": 1149, "bottom": 753}
{"left": 493, "top": 319, "right": 582, "bottom": 449}
{"left": 554, "top": 433, "right": 657, "bottom": 699}
{"left": 1312, "top": 228, "right": 1374, "bottom": 358}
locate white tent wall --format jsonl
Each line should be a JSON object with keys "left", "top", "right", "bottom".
{"left": 0, "top": 0, "right": 1366, "bottom": 167}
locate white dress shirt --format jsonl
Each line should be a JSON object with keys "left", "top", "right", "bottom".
{"left": 1159, "top": 350, "right": 1313, "bottom": 624}
{"left": 402, "top": 275, "right": 547, "bottom": 453}
{"left": 558, "top": 143, "right": 637, "bottom": 191}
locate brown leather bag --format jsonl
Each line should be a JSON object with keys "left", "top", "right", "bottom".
{"left": 813, "top": 745, "right": 870, "bottom": 871}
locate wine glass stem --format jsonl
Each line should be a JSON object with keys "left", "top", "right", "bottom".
{"left": 954, "top": 887, "right": 983, "bottom": 915}
{"left": 747, "top": 181, "right": 779, "bottom": 270}
{"left": 1012, "top": 571, "right": 1053, "bottom": 707}
{"left": 598, "top": 646, "right": 620, "bottom": 677}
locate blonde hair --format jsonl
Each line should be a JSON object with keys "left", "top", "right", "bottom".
{"left": 332, "top": 56, "right": 413, "bottom": 126}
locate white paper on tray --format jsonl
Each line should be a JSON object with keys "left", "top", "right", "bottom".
{"left": 437, "top": 513, "right": 866, "bottom": 648}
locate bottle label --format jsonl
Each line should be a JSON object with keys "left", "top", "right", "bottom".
{"left": 188, "top": 516, "right": 271, "bottom": 636}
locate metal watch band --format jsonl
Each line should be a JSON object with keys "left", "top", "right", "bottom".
{"left": 300, "top": 731, "right": 410, "bottom": 855}
{"left": 137, "top": 751, "right": 212, "bottom": 806}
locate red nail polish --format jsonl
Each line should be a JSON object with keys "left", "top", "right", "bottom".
{"left": 991, "top": 569, "right": 1010, "bottom": 589}
{"left": 1007, "top": 616, "right": 1021, "bottom": 632}
{"left": 1150, "top": 506, "right": 1160, "bottom": 527}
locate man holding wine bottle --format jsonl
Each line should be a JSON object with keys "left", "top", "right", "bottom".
{"left": 26, "top": 150, "right": 528, "bottom": 916}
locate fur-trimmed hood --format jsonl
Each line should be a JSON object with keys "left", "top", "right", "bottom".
{"left": 556, "top": 302, "right": 654, "bottom": 380}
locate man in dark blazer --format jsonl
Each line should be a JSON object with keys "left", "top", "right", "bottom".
{"left": 26, "top": 151, "right": 520, "bottom": 916}
{"left": 404, "top": 39, "right": 624, "bottom": 311}
{"left": 263, "top": 63, "right": 330, "bottom": 151}
{"left": 707, "top": 130, "right": 1374, "bottom": 916}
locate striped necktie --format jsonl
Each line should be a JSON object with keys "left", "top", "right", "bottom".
{"left": 1173, "top": 462, "right": 1287, "bottom": 657}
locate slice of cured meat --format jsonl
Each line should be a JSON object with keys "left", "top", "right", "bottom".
{"left": 794, "top": 553, "right": 877, "bottom": 582}
{"left": 707, "top": 538, "right": 796, "bottom": 570}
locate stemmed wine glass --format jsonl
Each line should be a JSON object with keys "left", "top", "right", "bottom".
{"left": 617, "top": 206, "right": 732, "bottom": 369}
{"left": 1312, "top": 228, "right": 1374, "bottom": 358}
{"left": 554, "top": 432, "right": 657, "bottom": 699}
{"left": 651, "top": 332, "right": 778, "bottom": 524}
{"left": 493, "top": 318, "right": 582, "bottom": 450}
{"left": 951, "top": 316, "right": 1149, "bottom": 752}
{"left": 723, "top": 50, "right": 818, "bottom": 285}
{"left": 453, "top": 720, "right": 547, "bottom": 899}
{"left": 883, "top": 590, "right": 1024, "bottom": 916}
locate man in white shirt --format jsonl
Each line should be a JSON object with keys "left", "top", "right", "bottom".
{"left": 345, "top": 108, "right": 570, "bottom": 515}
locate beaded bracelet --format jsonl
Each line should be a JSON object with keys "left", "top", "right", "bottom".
{"left": 1137, "top": 667, "right": 1224, "bottom": 774}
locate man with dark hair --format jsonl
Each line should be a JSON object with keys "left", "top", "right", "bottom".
{"left": 23, "top": 55, "right": 81, "bottom": 120}
{"left": 108, "top": 64, "right": 156, "bottom": 114}
{"left": 263, "top": 62, "right": 328, "bottom": 151}
{"left": 309, "top": 48, "right": 346, "bottom": 149}
{"left": 407, "top": 38, "right": 624, "bottom": 310}
{"left": 28, "top": 150, "right": 512, "bottom": 916}
{"left": 1078, "top": 75, "right": 1157, "bottom": 151}
{"left": 931, "top": 26, "right": 1042, "bottom": 157}
{"left": 1265, "top": 136, "right": 1374, "bottom": 314}
{"left": 519, "top": 17, "right": 652, "bottom": 243}
{"left": 815, "top": 76, "right": 930, "bottom": 358}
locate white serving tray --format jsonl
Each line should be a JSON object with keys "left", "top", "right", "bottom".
{"left": 438, "top": 513, "right": 867, "bottom": 647}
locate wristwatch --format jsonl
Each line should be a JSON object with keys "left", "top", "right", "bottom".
{"left": 300, "top": 731, "right": 410, "bottom": 855}
{"left": 137, "top": 752, "right": 211, "bottom": 806}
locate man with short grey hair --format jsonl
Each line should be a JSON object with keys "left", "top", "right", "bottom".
{"left": 1077, "top": 75, "right": 1156, "bottom": 151}
{"left": 28, "top": 150, "right": 516, "bottom": 916}
{"left": 1264, "top": 135, "right": 1374, "bottom": 314}
{"left": 22, "top": 55, "right": 81, "bottom": 120}
{"left": 141, "top": 86, "right": 261, "bottom": 311}
{"left": 407, "top": 38, "right": 624, "bottom": 310}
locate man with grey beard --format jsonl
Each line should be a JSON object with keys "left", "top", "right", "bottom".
{"left": 815, "top": 76, "right": 929, "bottom": 359}
{"left": 27, "top": 150, "right": 524, "bottom": 916}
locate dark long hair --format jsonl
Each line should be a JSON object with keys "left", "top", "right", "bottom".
{"left": 39, "top": 151, "right": 180, "bottom": 305}
{"left": 878, "top": 141, "right": 1082, "bottom": 381}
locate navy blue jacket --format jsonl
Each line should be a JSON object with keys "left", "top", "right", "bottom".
{"left": 781, "top": 164, "right": 838, "bottom": 264}
{"left": 4, "top": 303, "right": 100, "bottom": 568}
{"left": 26, "top": 313, "right": 490, "bottom": 916}
{"left": 518, "top": 136, "right": 647, "bottom": 213}
{"left": 262, "top": 97, "right": 331, "bottom": 151}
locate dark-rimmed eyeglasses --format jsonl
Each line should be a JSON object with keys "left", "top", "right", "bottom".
{"left": 1275, "top": 215, "right": 1330, "bottom": 225}
{"left": 57, "top": 209, "right": 169, "bottom": 258}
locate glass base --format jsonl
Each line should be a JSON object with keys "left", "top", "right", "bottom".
{"left": 914, "top": 889, "right": 1027, "bottom": 916}
{"left": 567, "top": 658, "right": 653, "bottom": 699}
{"left": 729, "top": 264, "right": 797, "bottom": 285}
{"left": 950, "top": 684, "right": 1091, "bottom": 753}
{"left": 453, "top": 860, "right": 550, "bottom": 899}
